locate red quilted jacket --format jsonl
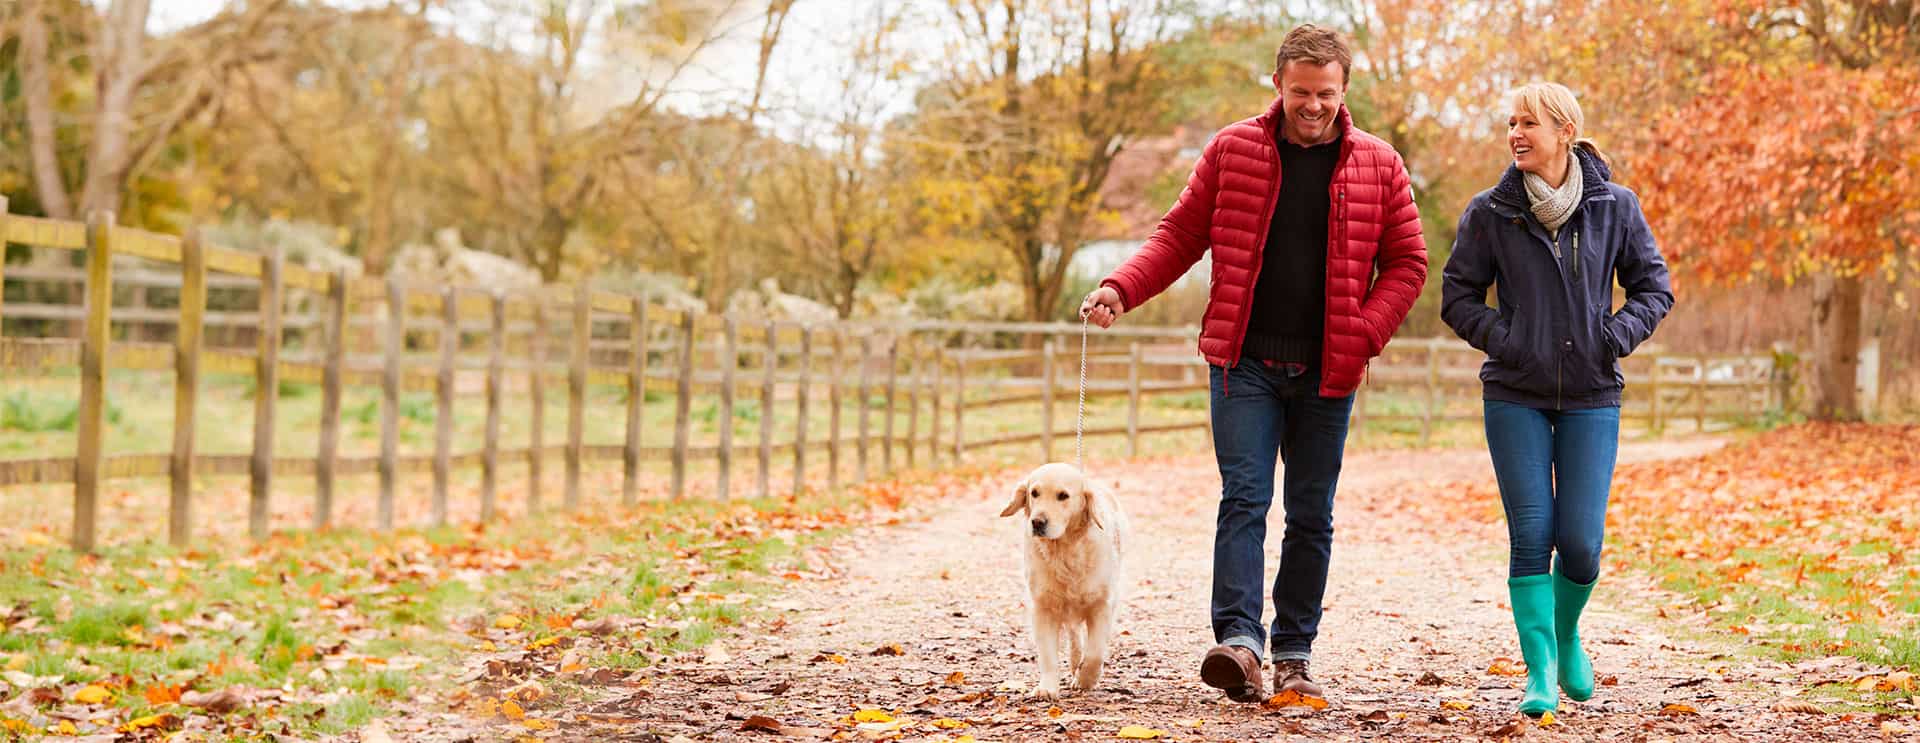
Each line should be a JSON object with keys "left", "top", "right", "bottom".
{"left": 1100, "top": 101, "right": 1428, "bottom": 397}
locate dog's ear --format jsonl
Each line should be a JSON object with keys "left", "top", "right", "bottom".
{"left": 999, "top": 478, "right": 1029, "bottom": 518}
{"left": 1084, "top": 484, "right": 1107, "bottom": 531}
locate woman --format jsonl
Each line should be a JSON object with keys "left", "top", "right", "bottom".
{"left": 1440, "top": 82, "right": 1673, "bottom": 717}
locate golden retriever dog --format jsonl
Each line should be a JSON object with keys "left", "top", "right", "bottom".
{"left": 999, "top": 462, "right": 1129, "bottom": 700}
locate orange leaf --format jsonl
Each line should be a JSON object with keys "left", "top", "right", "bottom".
{"left": 1486, "top": 657, "right": 1528, "bottom": 676}
{"left": 500, "top": 699, "right": 526, "bottom": 721}
{"left": 1659, "top": 703, "right": 1698, "bottom": 716}
{"left": 143, "top": 683, "right": 183, "bottom": 705}
{"left": 1262, "top": 689, "right": 1328, "bottom": 710}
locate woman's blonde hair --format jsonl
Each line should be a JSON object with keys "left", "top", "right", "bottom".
{"left": 1507, "top": 82, "right": 1609, "bottom": 168}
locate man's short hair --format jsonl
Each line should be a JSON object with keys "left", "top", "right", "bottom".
{"left": 1275, "top": 24, "right": 1352, "bottom": 86}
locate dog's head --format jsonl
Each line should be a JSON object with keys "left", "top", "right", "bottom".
{"left": 1000, "top": 462, "right": 1102, "bottom": 539}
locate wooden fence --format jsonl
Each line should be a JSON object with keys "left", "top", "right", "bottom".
{"left": 1, "top": 204, "right": 1784, "bottom": 551}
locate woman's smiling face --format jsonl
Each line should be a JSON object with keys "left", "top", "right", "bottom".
{"left": 1509, "top": 108, "right": 1571, "bottom": 177}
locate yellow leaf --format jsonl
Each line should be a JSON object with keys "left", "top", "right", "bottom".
{"left": 828, "top": 653, "right": 848, "bottom": 664}
{"left": 1538, "top": 711, "right": 1558, "bottom": 726}
{"left": 478, "top": 641, "right": 497, "bottom": 652}
{"left": 1117, "top": 725, "right": 1167, "bottom": 739}
{"left": 1262, "top": 689, "right": 1329, "bottom": 710}
{"left": 931, "top": 718, "right": 968, "bottom": 729}
{"left": 852, "top": 708, "right": 893, "bottom": 723}
{"left": 559, "top": 663, "right": 586, "bottom": 673}
{"left": 1, "top": 719, "right": 31, "bottom": 734}
{"left": 72, "top": 685, "right": 112, "bottom": 704}
{"left": 500, "top": 699, "right": 526, "bottom": 721}
{"left": 1440, "top": 700, "right": 1473, "bottom": 710}
{"left": 118, "top": 714, "right": 175, "bottom": 733}
{"left": 1854, "top": 676, "right": 1880, "bottom": 692}
{"left": 1487, "top": 657, "right": 1528, "bottom": 676}
{"left": 525, "top": 636, "right": 562, "bottom": 650}
{"left": 54, "top": 720, "right": 77, "bottom": 735}
{"left": 521, "top": 718, "right": 551, "bottom": 730}
{"left": 494, "top": 615, "right": 524, "bottom": 630}
{"left": 3, "top": 655, "right": 26, "bottom": 671}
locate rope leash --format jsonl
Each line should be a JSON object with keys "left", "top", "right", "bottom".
{"left": 1076, "top": 315, "right": 1088, "bottom": 469}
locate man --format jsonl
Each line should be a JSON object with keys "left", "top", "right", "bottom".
{"left": 1080, "top": 23, "right": 1426, "bottom": 702}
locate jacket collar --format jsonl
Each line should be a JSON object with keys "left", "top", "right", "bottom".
{"left": 1490, "top": 144, "right": 1612, "bottom": 211}
{"left": 1259, "top": 98, "right": 1354, "bottom": 148}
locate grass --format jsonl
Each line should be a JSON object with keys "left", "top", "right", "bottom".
{"left": 0, "top": 483, "right": 870, "bottom": 739}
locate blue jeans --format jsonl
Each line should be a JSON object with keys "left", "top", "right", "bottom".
{"left": 1208, "top": 361, "right": 1355, "bottom": 662}
{"left": 1482, "top": 400, "right": 1620, "bottom": 583}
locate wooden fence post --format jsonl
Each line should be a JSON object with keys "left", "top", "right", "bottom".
{"left": 905, "top": 338, "right": 920, "bottom": 470}
{"left": 883, "top": 333, "right": 897, "bottom": 476}
{"left": 566, "top": 285, "right": 588, "bottom": 510}
{"left": 671, "top": 312, "right": 694, "bottom": 500}
{"left": 433, "top": 287, "right": 457, "bottom": 525}
{"left": 379, "top": 274, "right": 403, "bottom": 531}
{"left": 482, "top": 292, "right": 504, "bottom": 521}
{"left": 528, "top": 301, "right": 547, "bottom": 511}
{"left": 1695, "top": 355, "right": 1707, "bottom": 432}
{"left": 623, "top": 296, "right": 647, "bottom": 506}
{"left": 856, "top": 333, "right": 871, "bottom": 483}
{"left": 930, "top": 347, "right": 943, "bottom": 468}
{"left": 249, "top": 244, "right": 285, "bottom": 541}
{"left": 1127, "top": 342, "right": 1141, "bottom": 458}
{"left": 829, "top": 330, "right": 843, "bottom": 494}
{"left": 1422, "top": 340, "right": 1438, "bottom": 447}
{"left": 314, "top": 266, "right": 347, "bottom": 531}
{"left": 793, "top": 326, "right": 812, "bottom": 496}
{"left": 952, "top": 350, "right": 966, "bottom": 462}
{"left": 0, "top": 196, "right": 7, "bottom": 319}
{"left": 170, "top": 229, "right": 206, "bottom": 546}
{"left": 74, "top": 211, "right": 114, "bottom": 551}
{"left": 1042, "top": 340, "right": 1056, "bottom": 462}
{"left": 717, "top": 315, "right": 736, "bottom": 500}
{"left": 759, "top": 321, "right": 775, "bottom": 498}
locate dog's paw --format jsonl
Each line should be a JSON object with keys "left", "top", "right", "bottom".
{"left": 1029, "top": 682, "right": 1061, "bottom": 701}
{"left": 1071, "top": 667, "right": 1102, "bottom": 691}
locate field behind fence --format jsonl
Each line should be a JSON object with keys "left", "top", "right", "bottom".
{"left": 1, "top": 205, "right": 1785, "bottom": 550}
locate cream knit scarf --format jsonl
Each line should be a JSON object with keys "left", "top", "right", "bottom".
{"left": 1523, "top": 148, "right": 1583, "bottom": 238}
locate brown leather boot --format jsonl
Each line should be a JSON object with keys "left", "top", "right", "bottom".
{"left": 1199, "top": 645, "right": 1265, "bottom": 703}
{"left": 1273, "top": 658, "right": 1325, "bottom": 698}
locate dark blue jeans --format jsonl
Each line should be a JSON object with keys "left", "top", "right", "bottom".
{"left": 1209, "top": 361, "right": 1354, "bottom": 662}
{"left": 1482, "top": 400, "right": 1620, "bottom": 583}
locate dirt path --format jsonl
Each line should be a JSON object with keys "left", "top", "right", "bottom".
{"left": 398, "top": 441, "right": 1896, "bottom": 741}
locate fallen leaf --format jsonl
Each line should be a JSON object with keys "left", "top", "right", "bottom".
{"left": 522, "top": 718, "right": 552, "bottom": 730}
{"left": 72, "top": 685, "right": 112, "bottom": 704}
{"left": 1416, "top": 671, "right": 1446, "bottom": 686}
{"left": 1658, "top": 703, "right": 1698, "bottom": 716}
{"left": 1262, "top": 689, "right": 1329, "bottom": 711}
{"left": 1441, "top": 700, "right": 1473, "bottom": 711}
{"left": 1047, "top": 706, "right": 1064, "bottom": 718}
{"left": 1882, "top": 671, "right": 1914, "bottom": 692}
{"left": 707, "top": 644, "right": 732, "bottom": 664}
{"left": 1116, "top": 725, "right": 1167, "bottom": 739}
{"left": 500, "top": 699, "right": 526, "bottom": 721}
{"left": 1487, "top": 658, "right": 1527, "bottom": 676}
{"left": 944, "top": 671, "right": 966, "bottom": 686}
{"left": 1772, "top": 700, "right": 1823, "bottom": 713}
{"left": 493, "top": 615, "right": 523, "bottom": 630}
{"left": 143, "top": 683, "right": 183, "bottom": 705}
{"left": 931, "top": 718, "right": 969, "bottom": 729}
{"left": 1883, "top": 721, "right": 1910, "bottom": 736}
{"left": 736, "top": 691, "right": 774, "bottom": 703}
{"left": 118, "top": 713, "right": 179, "bottom": 733}
{"left": 182, "top": 688, "right": 246, "bottom": 714}
{"left": 740, "top": 715, "right": 784, "bottom": 733}
{"left": 1537, "top": 711, "right": 1557, "bottom": 727}
{"left": 872, "top": 643, "right": 906, "bottom": 656}
{"left": 1356, "top": 709, "right": 1389, "bottom": 722}
{"left": 54, "top": 721, "right": 78, "bottom": 735}
{"left": 852, "top": 709, "right": 894, "bottom": 723}
{"left": 1486, "top": 720, "right": 1524, "bottom": 738}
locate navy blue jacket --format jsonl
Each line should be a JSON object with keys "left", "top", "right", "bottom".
{"left": 1441, "top": 146, "right": 1674, "bottom": 410}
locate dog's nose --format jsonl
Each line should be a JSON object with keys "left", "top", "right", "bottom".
{"left": 1030, "top": 519, "right": 1048, "bottom": 536}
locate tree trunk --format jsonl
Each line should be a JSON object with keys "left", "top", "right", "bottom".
{"left": 1809, "top": 271, "right": 1863, "bottom": 421}
{"left": 20, "top": 0, "right": 75, "bottom": 220}
{"left": 79, "top": 0, "right": 154, "bottom": 217}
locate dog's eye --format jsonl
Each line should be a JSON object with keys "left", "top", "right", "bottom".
{"left": 1028, "top": 489, "right": 1039, "bottom": 499}
{"left": 1055, "top": 491, "right": 1069, "bottom": 501}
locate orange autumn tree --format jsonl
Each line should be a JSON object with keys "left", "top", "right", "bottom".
{"left": 1634, "top": 4, "right": 1920, "bottom": 420}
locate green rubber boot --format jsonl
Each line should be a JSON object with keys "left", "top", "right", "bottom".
{"left": 1508, "top": 575, "right": 1559, "bottom": 717}
{"left": 1554, "top": 568, "right": 1596, "bottom": 701}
